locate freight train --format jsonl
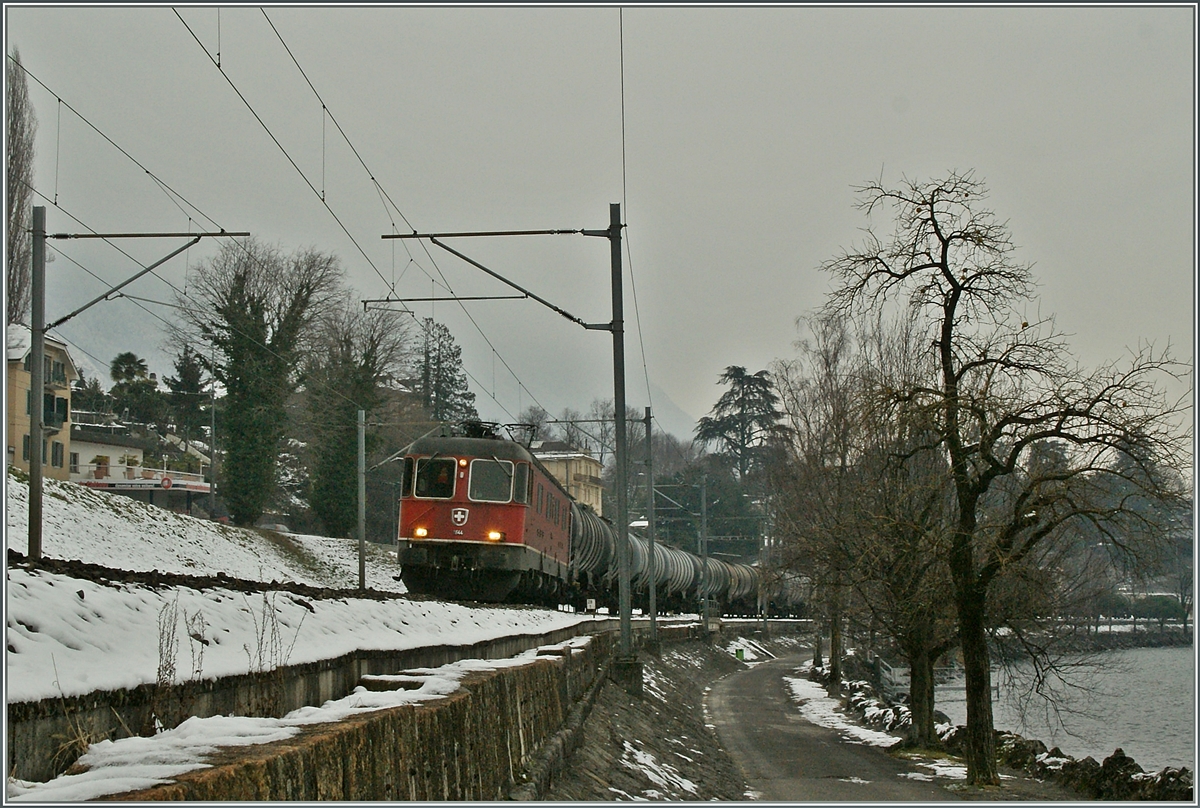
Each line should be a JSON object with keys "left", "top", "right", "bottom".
{"left": 394, "top": 422, "right": 788, "bottom": 616}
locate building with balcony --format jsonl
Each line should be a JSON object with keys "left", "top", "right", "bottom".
{"left": 530, "top": 440, "right": 605, "bottom": 516}
{"left": 71, "top": 419, "right": 211, "bottom": 513}
{"left": 6, "top": 324, "right": 78, "bottom": 480}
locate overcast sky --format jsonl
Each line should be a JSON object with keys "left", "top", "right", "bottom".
{"left": 5, "top": 5, "right": 1194, "bottom": 439}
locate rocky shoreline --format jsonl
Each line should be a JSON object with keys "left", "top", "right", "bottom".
{"left": 819, "top": 663, "right": 1195, "bottom": 801}
{"left": 992, "top": 626, "right": 1194, "bottom": 658}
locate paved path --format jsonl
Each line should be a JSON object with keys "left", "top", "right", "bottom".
{"left": 706, "top": 655, "right": 959, "bottom": 801}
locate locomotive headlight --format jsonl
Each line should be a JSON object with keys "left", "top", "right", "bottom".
{"left": 414, "top": 527, "right": 428, "bottom": 538}
{"left": 487, "top": 530, "right": 504, "bottom": 542}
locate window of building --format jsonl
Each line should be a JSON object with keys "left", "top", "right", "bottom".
{"left": 22, "top": 434, "right": 30, "bottom": 461}
{"left": 69, "top": 452, "right": 79, "bottom": 474}
{"left": 51, "top": 442, "right": 64, "bottom": 468}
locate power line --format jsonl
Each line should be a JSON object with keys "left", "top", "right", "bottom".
{"left": 35, "top": 193, "right": 380, "bottom": 412}
{"left": 617, "top": 9, "right": 655, "bottom": 414}
{"left": 16, "top": 33, "right": 586, "bottom": 427}
{"left": 11, "top": 61, "right": 403, "bottom": 415}
{"left": 254, "top": 11, "right": 567, "bottom": 423}
{"left": 173, "top": 9, "right": 407, "bottom": 301}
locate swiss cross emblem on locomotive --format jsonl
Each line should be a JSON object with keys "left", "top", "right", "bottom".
{"left": 451, "top": 508, "right": 469, "bottom": 526}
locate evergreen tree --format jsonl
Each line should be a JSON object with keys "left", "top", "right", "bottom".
{"left": 71, "top": 373, "right": 111, "bottom": 413}
{"left": 694, "top": 366, "right": 785, "bottom": 480}
{"left": 165, "top": 345, "right": 208, "bottom": 447}
{"left": 411, "top": 320, "right": 478, "bottom": 424}
{"left": 7, "top": 48, "right": 36, "bottom": 326}
{"left": 108, "top": 352, "right": 164, "bottom": 426}
{"left": 180, "top": 238, "right": 341, "bottom": 526}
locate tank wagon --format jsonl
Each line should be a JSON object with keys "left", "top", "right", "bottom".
{"left": 394, "top": 424, "right": 771, "bottom": 615}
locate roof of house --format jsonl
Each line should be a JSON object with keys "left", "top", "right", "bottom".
{"left": 530, "top": 439, "right": 598, "bottom": 460}
{"left": 6, "top": 323, "right": 82, "bottom": 380}
{"left": 70, "top": 423, "right": 155, "bottom": 451}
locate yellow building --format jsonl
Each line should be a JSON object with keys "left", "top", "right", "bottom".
{"left": 531, "top": 440, "right": 605, "bottom": 516}
{"left": 6, "top": 324, "right": 79, "bottom": 480}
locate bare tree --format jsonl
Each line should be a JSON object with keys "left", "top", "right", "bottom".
{"left": 555, "top": 407, "right": 589, "bottom": 451}
{"left": 517, "top": 405, "right": 555, "bottom": 442}
{"left": 588, "top": 398, "right": 616, "bottom": 467}
{"left": 303, "top": 296, "right": 413, "bottom": 537}
{"left": 7, "top": 48, "right": 36, "bottom": 326}
{"left": 771, "top": 314, "right": 861, "bottom": 692}
{"left": 820, "top": 171, "right": 1190, "bottom": 784}
{"left": 850, "top": 309, "right": 960, "bottom": 747}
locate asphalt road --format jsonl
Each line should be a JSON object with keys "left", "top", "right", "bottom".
{"left": 706, "top": 655, "right": 959, "bottom": 802}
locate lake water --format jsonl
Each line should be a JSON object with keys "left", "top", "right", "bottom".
{"left": 935, "top": 646, "right": 1196, "bottom": 772}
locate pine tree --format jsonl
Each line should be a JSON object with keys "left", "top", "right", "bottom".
{"left": 165, "top": 346, "right": 208, "bottom": 447}
{"left": 412, "top": 320, "right": 478, "bottom": 424}
{"left": 694, "top": 366, "right": 785, "bottom": 480}
{"left": 71, "top": 373, "right": 111, "bottom": 413}
{"left": 306, "top": 303, "right": 410, "bottom": 538}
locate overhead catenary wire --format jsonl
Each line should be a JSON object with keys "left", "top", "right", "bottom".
{"left": 173, "top": 10, "right": 410, "bottom": 304}
{"left": 14, "top": 28, "right": 604, "bottom": 432}
{"left": 12, "top": 56, "right": 408, "bottom": 414}
{"left": 618, "top": 8, "right": 655, "bottom": 418}
{"left": 259, "top": 10, "right": 566, "bottom": 423}
{"left": 35, "top": 195, "right": 376, "bottom": 413}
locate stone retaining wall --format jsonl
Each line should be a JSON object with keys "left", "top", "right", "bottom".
{"left": 11, "top": 616, "right": 799, "bottom": 794}
{"left": 102, "top": 624, "right": 716, "bottom": 800}
{"left": 99, "top": 633, "right": 616, "bottom": 801}
{"left": 8, "top": 621, "right": 613, "bottom": 783}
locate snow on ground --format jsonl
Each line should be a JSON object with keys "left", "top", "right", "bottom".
{"left": 5, "top": 470, "right": 604, "bottom": 800}
{"left": 5, "top": 472, "right": 594, "bottom": 702}
{"left": 723, "top": 635, "right": 776, "bottom": 665}
{"left": 6, "top": 567, "right": 590, "bottom": 702}
{"left": 782, "top": 661, "right": 902, "bottom": 748}
{"left": 5, "top": 472, "right": 404, "bottom": 591}
{"left": 620, "top": 740, "right": 699, "bottom": 798}
{"left": 8, "top": 637, "right": 594, "bottom": 802}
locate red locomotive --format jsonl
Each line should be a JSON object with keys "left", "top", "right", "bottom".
{"left": 396, "top": 424, "right": 576, "bottom": 603}
{"left": 395, "top": 422, "right": 799, "bottom": 616}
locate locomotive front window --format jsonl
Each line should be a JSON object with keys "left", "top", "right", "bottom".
{"left": 469, "top": 458, "right": 514, "bottom": 502}
{"left": 414, "top": 457, "right": 456, "bottom": 499}
{"left": 401, "top": 457, "right": 415, "bottom": 497}
{"left": 513, "top": 463, "right": 530, "bottom": 504}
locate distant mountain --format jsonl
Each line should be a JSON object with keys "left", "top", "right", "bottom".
{"left": 629, "top": 382, "right": 697, "bottom": 444}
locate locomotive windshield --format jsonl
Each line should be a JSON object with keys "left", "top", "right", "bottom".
{"left": 414, "top": 457, "right": 456, "bottom": 498}
{"left": 400, "top": 457, "right": 414, "bottom": 497}
{"left": 513, "top": 463, "right": 530, "bottom": 504}
{"left": 469, "top": 458, "right": 513, "bottom": 502}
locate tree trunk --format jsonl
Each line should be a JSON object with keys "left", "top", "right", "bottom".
{"left": 828, "top": 590, "right": 843, "bottom": 695}
{"left": 812, "top": 625, "right": 823, "bottom": 668}
{"left": 906, "top": 646, "right": 937, "bottom": 746}
{"left": 958, "top": 586, "right": 999, "bottom": 785}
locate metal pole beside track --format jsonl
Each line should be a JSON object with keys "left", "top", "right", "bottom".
{"left": 609, "top": 203, "right": 632, "bottom": 660}
{"left": 646, "top": 406, "right": 657, "bottom": 647}
{"left": 28, "top": 206, "right": 45, "bottom": 560}
{"left": 358, "top": 409, "right": 366, "bottom": 591}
